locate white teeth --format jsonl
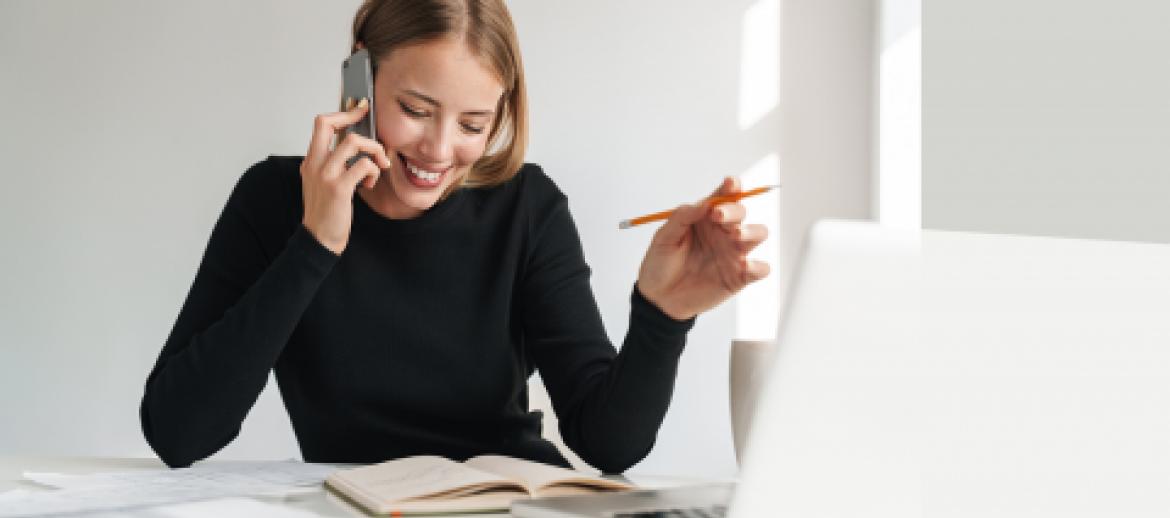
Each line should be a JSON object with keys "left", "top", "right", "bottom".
{"left": 406, "top": 160, "right": 441, "bottom": 182}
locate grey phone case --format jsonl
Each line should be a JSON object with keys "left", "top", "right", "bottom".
{"left": 342, "top": 48, "right": 376, "bottom": 140}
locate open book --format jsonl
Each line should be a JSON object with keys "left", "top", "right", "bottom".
{"left": 324, "top": 454, "right": 634, "bottom": 515}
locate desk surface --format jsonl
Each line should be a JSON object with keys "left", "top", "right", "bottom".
{"left": 0, "top": 456, "right": 715, "bottom": 517}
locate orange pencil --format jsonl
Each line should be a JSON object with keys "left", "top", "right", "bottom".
{"left": 618, "top": 184, "right": 779, "bottom": 229}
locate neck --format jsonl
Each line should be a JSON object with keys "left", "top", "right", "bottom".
{"left": 359, "top": 182, "right": 423, "bottom": 220}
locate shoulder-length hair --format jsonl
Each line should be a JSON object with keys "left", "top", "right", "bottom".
{"left": 350, "top": 0, "right": 529, "bottom": 189}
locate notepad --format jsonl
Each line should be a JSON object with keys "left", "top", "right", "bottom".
{"left": 324, "top": 454, "right": 633, "bottom": 515}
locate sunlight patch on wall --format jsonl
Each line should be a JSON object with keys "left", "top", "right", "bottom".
{"left": 878, "top": 3, "right": 921, "bottom": 229}
{"left": 737, "top": 0, "right": 780, "bottom": 131}
{"left": 734, "top": 153, "right": 781, "bottom": 340}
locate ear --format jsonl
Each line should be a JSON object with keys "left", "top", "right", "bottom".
{"left": 354, "top": 41, "right": 366, "bottom": 51}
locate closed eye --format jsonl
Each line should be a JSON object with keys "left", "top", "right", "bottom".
{"left": 400, "top": 99, "right": 485, "bottom": 135}
{"left": 399, "top": 100, "right": 426, "bottom": 118}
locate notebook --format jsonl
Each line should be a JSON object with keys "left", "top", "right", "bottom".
{"left": 324, "top": 454, "right": 633, "bottom": 515}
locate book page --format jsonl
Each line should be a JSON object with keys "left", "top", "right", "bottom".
{"left": 325, "top": 455, "right": 523, "bottom": 513}
{"left": 464, "top": 455, "right": 633, "bottom": 497}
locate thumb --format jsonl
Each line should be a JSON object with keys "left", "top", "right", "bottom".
{"left": 710, "top": 176, "right": 740, "bottom": 197}
{"left": 653, "top": 203, "right": 707, "bottom": 246}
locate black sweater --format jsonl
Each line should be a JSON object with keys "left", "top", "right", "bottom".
{"left": 140, "top": 156, "right": 694, "bottom": 473}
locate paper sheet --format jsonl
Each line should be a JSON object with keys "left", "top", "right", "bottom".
{"left": 23, "top": 460, "right": 336, "bottom": 493}
{"left": 1, "top": 460, "right": 338, "bottom": 517}
{"left": 22, "top": 496, "right": 323, "bottom": 518}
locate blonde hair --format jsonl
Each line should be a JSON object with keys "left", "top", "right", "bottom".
{"left": 350, "top": 0, "right": 528, "bottom": 189}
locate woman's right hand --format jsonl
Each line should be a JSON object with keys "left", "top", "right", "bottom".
{"left": 301, "top": 98, "right": 394, "bottom": 255}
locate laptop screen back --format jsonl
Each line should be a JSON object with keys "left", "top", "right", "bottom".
{"left": 732, "top": 221, "right": 1170, "bottom": 517}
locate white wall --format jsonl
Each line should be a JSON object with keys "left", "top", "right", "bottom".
{"left": 0, "top": 0, "right": 355, "bottom": 462}
{"left": 0, "top": 1, "right": 876, "bottom": 480}
{"left": 924, "top": 0, "right": 1170, "bottom": 243}
{"left": 778, "top": 0, "right": 876, "bottom": 277}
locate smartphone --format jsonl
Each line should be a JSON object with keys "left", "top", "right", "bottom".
{"left": 341, "top": 49, "right": 377, "bottom": 167}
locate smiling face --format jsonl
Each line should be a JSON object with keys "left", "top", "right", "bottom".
{"left": 363, "top": 36, "right": 506, "bottom": 219}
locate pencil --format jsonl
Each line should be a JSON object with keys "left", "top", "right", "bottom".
{"left": 618, "top": 184, "right": 779, "bottom": 229}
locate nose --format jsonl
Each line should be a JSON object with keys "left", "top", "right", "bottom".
{"left": 417, "top": 118, "right": 455, "bottom": 167}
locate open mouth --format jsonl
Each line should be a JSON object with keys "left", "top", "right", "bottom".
{"left": 397, "top": 152, "right": 448, "bottom": 189}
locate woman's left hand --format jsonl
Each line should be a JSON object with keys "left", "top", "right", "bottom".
{"left": 636, "top": 177, "right": 771, "bottom": 321}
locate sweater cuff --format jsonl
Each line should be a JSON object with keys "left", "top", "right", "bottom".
{"left": 630, "top": 283, "right": 697, "bottom": 338}
{"left": 288, "top": 224, "right": 341, "bottom": 274}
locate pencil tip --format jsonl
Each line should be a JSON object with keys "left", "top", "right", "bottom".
{"left": 618, "top": 220, "right": 631, "bottom": 229}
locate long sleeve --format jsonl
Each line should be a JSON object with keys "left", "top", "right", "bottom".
{"left": 522, "top": 188, "right": 695, "bottom": 474}
{"left": 140, "top": 159, "right": 339, "bottom": 468}
{"left": 143, "top": 159, "right": 690, "bottom": 470}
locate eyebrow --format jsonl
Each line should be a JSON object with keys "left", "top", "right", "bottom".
{"left": 403, "top": 89, "right": 495, "bottom": 117}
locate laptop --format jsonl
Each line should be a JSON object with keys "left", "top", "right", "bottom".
{"left": 514, "top": 220, "right": 1170, "bottom": 517}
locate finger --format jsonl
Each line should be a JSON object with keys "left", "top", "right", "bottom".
{"left": 733, "top": 224, "right": 769, "bottom": 253}
{"left": 744, "top": 259, "right": 771, "bottom": 284}
{"left": 306, "top": 98, "right": 371, "bottom": 170}
{"left": 693, "top": 216, "right": 741, "bottom": 268}
{"left": 652, "top": 203, "right": 708, "bottom": 246}
{"left": 734, "top": 223, "right": 768, "bottom": 243}
{"left": 342, "top": 156, "right": 381, "bottom": 191}
{"left": 709, "top": 176, "right": 740, "bottom": 197}
{"left": 325, "top": 132, "right": 393, "bottom": 177}
{"left": 710, "top": 202, "right": 746, "bottom": 224}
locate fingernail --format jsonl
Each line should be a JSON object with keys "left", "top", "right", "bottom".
{"left": 356, "top": 98, "right": 369, "bottom": 109}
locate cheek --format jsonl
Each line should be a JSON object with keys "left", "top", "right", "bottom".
{"left": 375, "top": 111, "right": 422, "bottom": 149}
{"left": 455, "top": 138, "right": 489, "bottom": 167}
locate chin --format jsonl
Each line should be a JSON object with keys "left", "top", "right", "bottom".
{"left": 401, "top": 191, "right": 444, "bottom": 211}
{"left": 387, "top": 167, "right": 464, "bottom": 213}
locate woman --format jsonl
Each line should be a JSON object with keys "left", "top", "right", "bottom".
{"left": 140, "top": 0, "right": 769, "bottom": 474}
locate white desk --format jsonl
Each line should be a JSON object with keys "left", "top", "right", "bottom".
{"left": 0, "top": 456, "right": 714, "bottom": 517}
